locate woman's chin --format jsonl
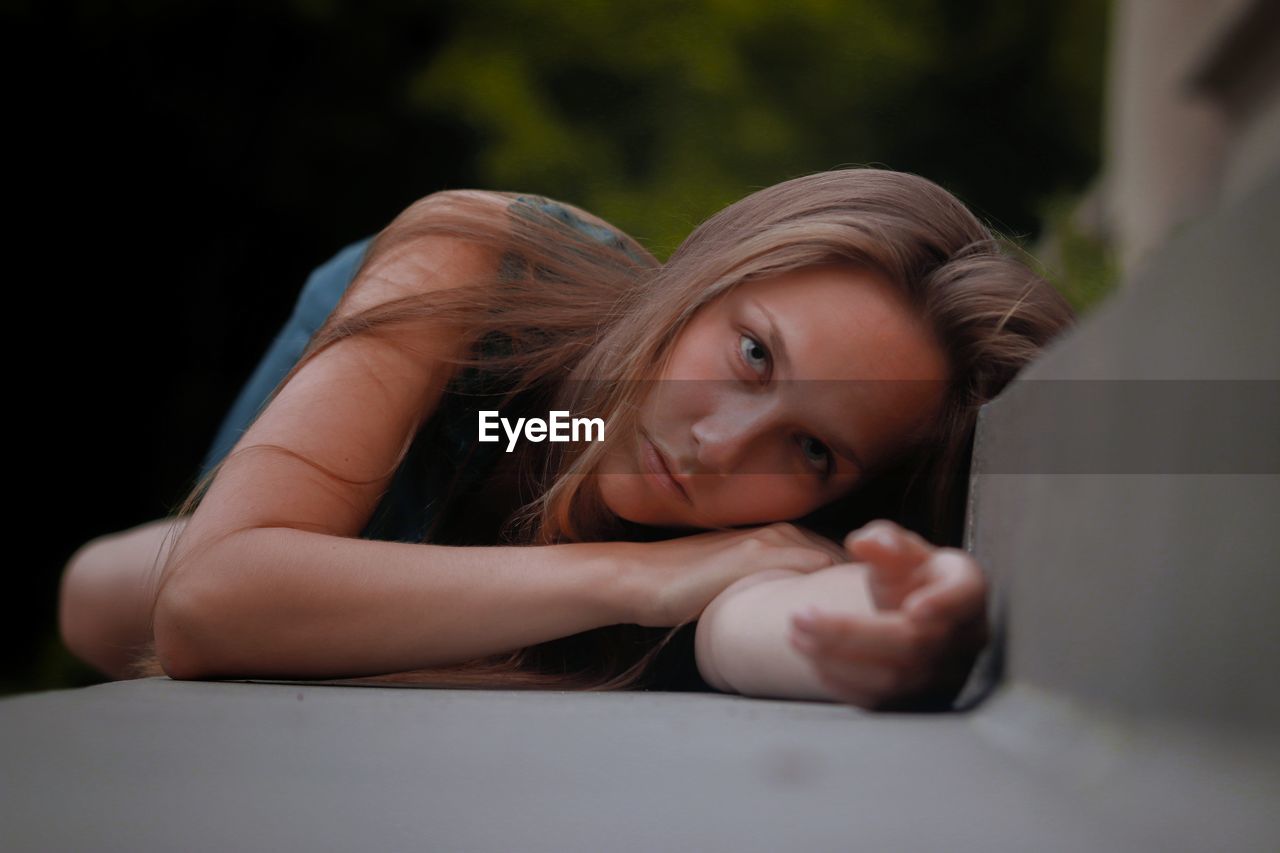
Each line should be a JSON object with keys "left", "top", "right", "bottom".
{"left": 598, "top": 473, "right": 688, "bottom": 529}
{"left": 598, "top": 478, "right": 653, "bottom": 526}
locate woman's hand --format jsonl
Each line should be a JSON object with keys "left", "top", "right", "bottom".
{"left": 625, "top": 522, "right": 848, "bottom": 628}
{"left": 787, "top": 519, "right": 990, "bottom": 710}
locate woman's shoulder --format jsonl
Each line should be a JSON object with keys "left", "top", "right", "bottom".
{"left": 289, "top": 237, "right": 378, "bottom": 330}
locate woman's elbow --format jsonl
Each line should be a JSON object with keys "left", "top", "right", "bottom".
{"left": 58, "top": 535, "right": 159, "bottom": 680}
{"left": 151, "top": 574, "right": 221, "bottom": 681}
{"left": 58, "top": 539, "right": 110, "bottom": 674}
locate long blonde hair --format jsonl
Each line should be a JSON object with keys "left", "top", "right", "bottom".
{"left": 130, "top": 168, "right": 1074, "bottom": 690}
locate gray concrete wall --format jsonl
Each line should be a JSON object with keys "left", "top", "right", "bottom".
{"left": 1104, "top": 0, "right": 1280, "bottom": 278}
{"left": 967, "top": 167, "right": 1280, "bottom": 732}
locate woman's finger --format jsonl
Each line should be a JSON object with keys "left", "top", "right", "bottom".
{"left": 790, "top": 597, "right": 993, "bottom": 711}
{"left": 808, "top": 641, "right": 981, "bottom": 711}
{"left": 844, "top": 520, "right": 937, "bottom": 610}
{"left": 844, "top": 519, "right": 932, "bottom": 570}
{"left": 789, "top": 609, "right": 946, "bottom": 666}
{"left": 901, "top": 550, "right": 989, "bottom": 623}
{"left": 806, "top": 653, "right": 929, "bottom": 708}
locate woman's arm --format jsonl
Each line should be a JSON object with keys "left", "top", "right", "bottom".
{"left": 159, "top": 523, "right": 856, "bottom": 682}
{"left": 155, "top": 530, "right": 635, "bottom": 680}
{"left": 57, "top": 516, "right": 640, "bottom": 683}
{"left": 153, "top": 196, "right": 651, "bottom": 681}
{"left": 156, "top": 190, "right": 683, "bottom": 682}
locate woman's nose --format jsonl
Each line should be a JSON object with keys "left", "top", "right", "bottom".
{"left": 690, "top": 403, "right": 776, "bottom": 476}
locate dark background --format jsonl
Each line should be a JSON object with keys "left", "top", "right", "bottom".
{"left": 5, "top": 0, "right": 1111, "bottom": 695}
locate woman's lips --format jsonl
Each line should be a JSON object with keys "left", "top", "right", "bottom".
{"left": 642, "top": 434, "right": 690, "bottom": 504}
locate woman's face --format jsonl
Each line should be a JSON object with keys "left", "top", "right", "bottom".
{"left": 596, "top": 264, "right": 950, "bottom": 529}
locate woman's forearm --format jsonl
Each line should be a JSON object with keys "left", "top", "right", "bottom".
{"left": 154, "top": 528, "right": 635, "bottom": 681}
{"left": 695, "top": 564, "right": 876, "bottom": 701}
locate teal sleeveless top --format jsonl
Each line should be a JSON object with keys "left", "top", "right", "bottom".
{"left": 198, "top": 197, "right": 589, "bottom": 545}
{"left": 195, "top": 233, "right": 497, "bottom": 544}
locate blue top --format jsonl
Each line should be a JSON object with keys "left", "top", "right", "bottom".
{"left": 197, "top": 234, "right": 470, "bottom": 543}
{"left": 198, "top": 197, "right": 576, "bottom": 544}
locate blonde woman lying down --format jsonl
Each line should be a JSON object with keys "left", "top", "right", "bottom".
{"left": 59, "top": 169, "right": 1073, "bottom": 709}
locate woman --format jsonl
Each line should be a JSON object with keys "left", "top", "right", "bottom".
{"left": 59, "top": 168, "right": 1074, "bottom": 709}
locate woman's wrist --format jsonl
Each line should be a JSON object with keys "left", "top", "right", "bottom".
{"left": 562, "top": 539, "right": 647, "bottom": 626}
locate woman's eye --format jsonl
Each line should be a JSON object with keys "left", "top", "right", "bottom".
{"left": 800, "top": 436, "right": 832, "bottom": 475}
{"left": 737, "top": 333, "right": 769, "bottom": 376}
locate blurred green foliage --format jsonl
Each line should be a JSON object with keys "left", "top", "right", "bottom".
{"left": 402, "top": 0, "right": 1111, "bottom": 256}
{"left": 1035, "top": 192, "right": 1120, "bottom": 313}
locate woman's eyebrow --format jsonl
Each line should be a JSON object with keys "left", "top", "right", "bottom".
{"left": 753, "top": 299, "right": 866, "bottom": 473}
